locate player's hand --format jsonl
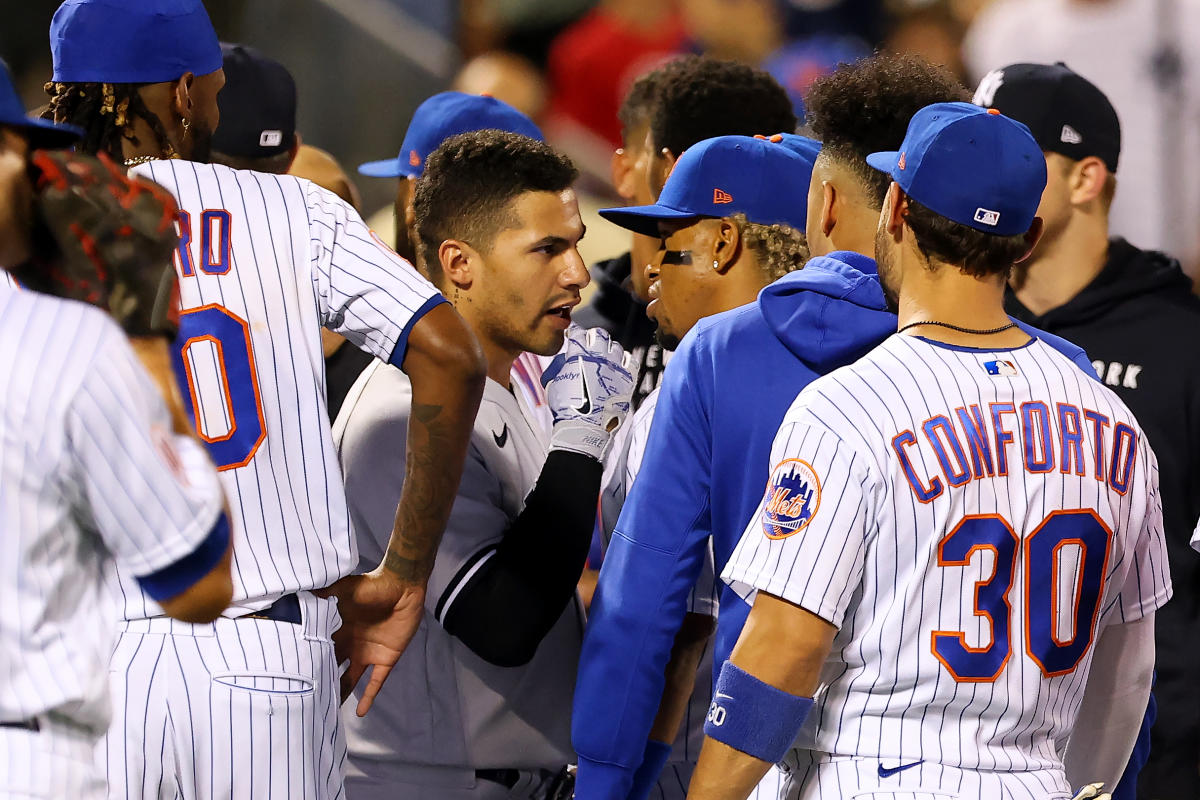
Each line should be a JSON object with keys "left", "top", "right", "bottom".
{"left": 15, "top": 149, "right": 181, "bottom": 338}
{"left": 541, "top": 326, "right": 634, "bottom": 462}
{"left": 315, "top": 568, "right": 426, "bottom": 717}
{"left": 1069, "top": 783, "right": 1110, "bottom": 800}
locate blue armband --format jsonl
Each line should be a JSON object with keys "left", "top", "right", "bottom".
{"left": 628, "top": 740, "right": 673, "bottom": 800}
{"left": 703, "top": 660, "right": 813, "bottom": 764}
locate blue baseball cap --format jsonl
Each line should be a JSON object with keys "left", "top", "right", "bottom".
{"left": 865, "top": 102, "right": 1046, "bottom": 237}
{"left": 358, "top": 92, "right": 543, "bottom": 178}
{"left": 600, "top": 135, "right": 815, "bottom": 238}
{"left": 51, "top": 0, "right": 223, "bottom": 84}
{"left": 0, "top": 61, "right": 81, "bottom": 148}
{"left": 759, "top": 132, "right": 822, "bottom": 165}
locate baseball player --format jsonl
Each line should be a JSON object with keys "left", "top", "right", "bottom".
{"left": 587, "top": 133, "right": 818, "bottom": 800}
{"left": 0, "top": 67, "right": 233, "bottom": 798}
{"left": 45, "top": 2, "right": 486, "bottom": 798}
{"left": 573, "top": 55, "right": 1100, "bottom": 800}
{"left": 691, "top": 102, "right": 1170, "bottom": 799}
{"left": 336, "top": 130, "right": 633, "bottom": 799}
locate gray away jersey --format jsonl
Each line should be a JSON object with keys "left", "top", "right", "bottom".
{"left": 0, "top": 289, "right": 223, "bottom": 728}
{"left": 724, "top": 334, "right": 1172, "bottom": 771}
{"left": 123, "top": 161, "right": 442, "bottom": 618}
{"left": 335, "top": 362, "right": 580, "bottom": 771}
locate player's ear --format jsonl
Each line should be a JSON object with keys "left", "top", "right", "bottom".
{"left": 170, "top": 72, "right": 196, "bottom": 118}
{"left": 404, "top": 177, "right": 418, "bottom": 232}
{"left": 712, "top": 218, "right": 740, "bottom": 274}
{"left": 882, "top": 182, "right": 907, "bottom": 237}
{"left": 611, "top": 148, "right": 636, "bottom": 201}
{"left": 819, "top": 180, "right": 837, "bottom": 238}
{"left": 438, "top": 239, "right": 474, "bottom": 288}
{"left": 1014, "top": 217, "right": 1045, "bottom": 265}
{"left": 1069, "top": 156, "right": 1109, "bottom": 208}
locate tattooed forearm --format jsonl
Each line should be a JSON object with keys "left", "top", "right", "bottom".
{"left": 385, "top": 402, "right": 455, "bottom": 582}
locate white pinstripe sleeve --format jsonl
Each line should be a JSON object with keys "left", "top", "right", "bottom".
{"left": 306, "top": 182, "right": 444, "bottom": 362}
{"left": 1111, "top": 442, "right": 1172, "bottom": 623}
{"left": 722, "top": 417, "right": 875, "bottom": 628}
{"left": 65, "top": 323, "right": 225, "bottom": 577}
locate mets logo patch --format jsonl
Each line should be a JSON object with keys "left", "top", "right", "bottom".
{"left": 761, "top": 458, "right": 821, "bottom": 539}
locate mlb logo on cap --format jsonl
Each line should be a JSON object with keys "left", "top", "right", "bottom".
{"left": 865, "top": 102, "right": 1047, "bottom": 236}
{"left": 974, "top": 208, "right": 1000, "bottom": 227}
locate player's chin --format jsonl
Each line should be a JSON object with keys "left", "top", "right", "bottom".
{"left": 528, "top": 323, "right": 567, "bottom": 357}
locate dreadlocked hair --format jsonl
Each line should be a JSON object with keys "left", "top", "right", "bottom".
{"left": 42, "top": 81, "right": 175, "bottom": 160}
{"left": 730, "top": 213, "right": 809, "bottom": 282}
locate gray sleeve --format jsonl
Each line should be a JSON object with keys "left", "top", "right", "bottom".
{"left": 336, "top": 363, "right": 508, "bottom": 612}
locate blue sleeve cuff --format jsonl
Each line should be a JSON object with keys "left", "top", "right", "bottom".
{"left": 136, "top": 513, "right": 230, "bottom": 602}
{"left": 628, "top": 740, "right": 673, "bottom": 800}
{"left": 574, "top": 756, "right": 637, "bottom": 800}
{"left": 388, "top": 294, "right": 448, "bottom": 369}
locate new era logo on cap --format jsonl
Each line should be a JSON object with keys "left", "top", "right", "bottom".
{"left": 974, "top": 207, "right": 1001, "bottom": 226}
{"left": 713, "top": 188, "right": 733, "bottom": 204}
{"left": 1061, "top": 124, "right": 1082, "bottom": 144}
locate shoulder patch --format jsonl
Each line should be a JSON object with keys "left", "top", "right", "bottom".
{"left": 762, "top": 458, "right": 821, "bottom": 539}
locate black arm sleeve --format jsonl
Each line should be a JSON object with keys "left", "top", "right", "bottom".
{"left": 440, "top": 449, "right": 602, "bottom": 667}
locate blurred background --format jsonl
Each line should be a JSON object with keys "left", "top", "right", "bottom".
{"left": 6, "top": 0, "right": 1197, "bottom": 275}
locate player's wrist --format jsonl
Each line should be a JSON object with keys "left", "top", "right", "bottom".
{"left": 549, "top": 419, "right": 615, "bottom": 462}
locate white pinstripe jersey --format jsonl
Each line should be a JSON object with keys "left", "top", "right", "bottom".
{"left": 0, "top": 291, "right": 223, "bottom": 728}
{"left": 724, "top": 333, "right": 1172, "bottom": 771}
{"left": 1, "top": 270, "right": 14, "bottom": 290}
{"left": 123, "top": 161, "right": 443, "bottom": 617}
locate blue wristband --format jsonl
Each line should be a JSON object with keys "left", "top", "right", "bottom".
{"left": 627, "top": 740, "right": 672, "bottom": 800}
{"left": 703, "top": 660, "right": 813, "bottom": 764}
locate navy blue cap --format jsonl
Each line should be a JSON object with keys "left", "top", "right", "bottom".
{"left": 212, "top": 43, "right": 297, "bottom": 159}
{"left": 51, "top": 0, "right": 223, "bottom": 84}
{"left": 359, "top": 91, "right": 543, "bottom": 178}
{"left": 600, "top": 135, "right": 815, "bottom": 238}
{"left": 0, "top": 61, "right": 81, "bottom": 148}
{"left": 865, "top": 102, "right": 1046, "bottom": 237}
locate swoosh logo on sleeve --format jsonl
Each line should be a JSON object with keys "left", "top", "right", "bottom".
{"left": 492, "top": 424, "right": 508, "bottom": 448}
{"left": 877, "top": 761, "right": 923, "bottom": 778}
{"left": 573, "top": 368, "right": 593, "bottom": 415}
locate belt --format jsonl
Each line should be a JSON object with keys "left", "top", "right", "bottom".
{"left": 475, "top": 765, "right": 575, "bottom": 799}
{"left": 0, "top": 718, "right": 39, "bottom": 732}
{"left": 241, "top": 593, "right": 301, "bottom": 625}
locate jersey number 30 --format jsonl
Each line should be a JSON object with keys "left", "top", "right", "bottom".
{"left": 932, "top": 510, "right": 1112, "bottom": 682}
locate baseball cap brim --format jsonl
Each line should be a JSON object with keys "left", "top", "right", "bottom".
{"left": 357, "top": 157, "right": 412, "bottom": 178}
{"left": 5, "top": 116, "right": 82, "bottom": 149}
{"left": 864, "top": 151, "right": 900, "bottom": 175}
{"left": 599, "top": 204, "right": 704, "bottom": 238}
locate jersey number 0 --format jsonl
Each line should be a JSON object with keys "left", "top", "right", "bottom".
{"left": 932, "top": 510, "right": 1112, "bottom": 682}
{"left": 170, "top": 211, "right": 267, "bottom": 470}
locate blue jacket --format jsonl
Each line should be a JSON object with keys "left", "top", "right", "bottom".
{"left": 571, "top": 252, "right": 1095, "bottom": 799}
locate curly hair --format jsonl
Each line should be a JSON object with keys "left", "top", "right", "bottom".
{"left": 732, "top": 213, "right": 809, "bottom": 282}
{"left": 414, "top": 130, "right": 578, "bottom": 285}
{"left": 903, "top": 196, "right": 1031, "bottom": 279}
{"left": 650, "top": 56, "right": 797, "bottom": 158}
{"left": 805, "top": 54, "right": 968, "bottom": 205}
{"left": 42, "top": 81, "right": 174, "bottom": 160}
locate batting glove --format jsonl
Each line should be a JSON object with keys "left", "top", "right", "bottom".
{"left": 541, "top": 327, "right": 634, "bottom": 462}
{"left": 1070, "top": 783, "right": 1110, "bottom": 800}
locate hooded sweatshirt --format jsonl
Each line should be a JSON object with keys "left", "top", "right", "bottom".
{"left": 1006, "top": 238, "right": 1200, "bottom": 755}
{"left": 571, "top": 252, "right": 1096, "bottom": 798}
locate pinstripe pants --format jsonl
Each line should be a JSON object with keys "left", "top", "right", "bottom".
{"left": 0, "top": 717, "right": 104, "bottom": 799}
{"left": 99, "top": 592, "right": 345, "bottom": 800}
{"left": 782, "top": 753, "right": 1073, "bottom": 800}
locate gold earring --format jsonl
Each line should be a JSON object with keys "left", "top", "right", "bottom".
{"left": 181, "top": 117, "right": 191, "bottom": 136}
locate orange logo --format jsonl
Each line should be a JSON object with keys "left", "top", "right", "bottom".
{"left": 409, "top": 149, "right": 421, "bottom": 167}
{"left": 897, "top": 152, "right": 907, "bottom": 171}
{"left": 713, "top": 188, "right": 733, "bottom": 204}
